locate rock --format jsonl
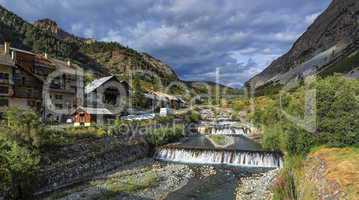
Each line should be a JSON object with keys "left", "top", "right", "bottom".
{"left": 236, "top": 169, "right": 279, "bottom": 200}
{"left": 246, "top": 0, "right": 359, "bottom": 91}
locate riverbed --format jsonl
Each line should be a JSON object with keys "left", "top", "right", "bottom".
{"left": 43, "top": 119, "right": 280, "bottom": 200}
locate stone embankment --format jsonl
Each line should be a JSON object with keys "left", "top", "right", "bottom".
{"left": 42, "top": 159, "right": 193, "bottom": 200}
{"left": 36, "top": 136, "right": 149, "bottom": 196}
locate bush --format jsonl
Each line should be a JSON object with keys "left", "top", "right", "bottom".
{"left": 285, "top": 126, "right": 317, "bottom": 156}
{"left": 39, "top": 128, "right": 74, "bottom": 146}
{"left": 262, "top": 125, "right": 285, "bottom": 152}
{"left": 184, "top": 111, "right": 201, "bottom": 123}
{"left": 314, "top": 75, "right": 359, "bottom": 146}
{"left": 145, "top": 125, "right": 185, "bottom": 147}
{"left": 0, "top": 138, "right": 40, "bottom": 199}
{"left": 157, "top": 115, "right": 175, "bottom": 124}
{"left": 3, "top": 107, "right": 42, "bottom": 147}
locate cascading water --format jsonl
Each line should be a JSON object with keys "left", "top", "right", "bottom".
{"left": 210, "top": 127, "right": 247, "bottom": 136}
{"left": 155, "top": 148, "right": 283, "bottom": 168}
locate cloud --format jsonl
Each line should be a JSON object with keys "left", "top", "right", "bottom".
{"left": 0, "top": 0, "right": 332, "bottom": 87}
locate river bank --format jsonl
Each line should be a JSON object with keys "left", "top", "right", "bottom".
{"left": 42, "top": 157, "right": 279, "bottom": 200}
{"left": 43, "top": 158, "right": 194, "bottom": 200}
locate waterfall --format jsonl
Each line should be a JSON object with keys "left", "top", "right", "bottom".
{"left": 209, "top": 124, "right": 249, "bottom": 136}
{"left": 210, "top": 127, "right": 246, "bottom": 136}
{"left": 155, "top": 148, "right": 283, "bottom": 168}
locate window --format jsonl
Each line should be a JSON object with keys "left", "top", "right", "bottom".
{"left": 0, "top": 86, "right": 8, "bottom": 94}
{"left": 0, "top": 98, "right": 8, "bottom": 106}
{"left": 0, "top": 73, "right": 9, "bottom": 80}
{"left": 55, "top": 95, "right": 63, "bottom": 100}
{"left": 55, "top": 104, "right": 63, "bottom": 109}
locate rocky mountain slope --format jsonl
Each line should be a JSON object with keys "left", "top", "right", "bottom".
{"left": 33, "top": 18, "right": 87, "bottom": 42}
{"left": 246, "top": 0, "right": 359, "bottom": 94}
{"left": 0, "top": 5, "right": 178, "bottom": 83}
{"left": 0, "top": 4, "right": 240, "bottom": 96}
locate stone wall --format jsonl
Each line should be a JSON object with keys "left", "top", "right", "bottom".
{"left": 35, "top": 136, "right": 149, "bottom": 195}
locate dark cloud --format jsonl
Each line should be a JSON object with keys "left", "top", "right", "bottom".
{"left": 0, "top": 0, "right": 331, "bottom": 87}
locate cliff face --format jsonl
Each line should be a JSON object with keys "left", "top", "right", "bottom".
{"left": 246, "top": 0, "right": 359, "bottom": 89}
{"left": 33, "top": 18, "right": 85, "bottom": 41}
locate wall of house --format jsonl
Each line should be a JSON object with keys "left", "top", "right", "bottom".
{"left": 0, "top": 64, "right": 12, "bottom": 114}
{"left": 86, "top": 79, "right": 128, "bottom": 114}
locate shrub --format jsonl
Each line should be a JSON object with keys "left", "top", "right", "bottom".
{"left": 285, "top": 126, "right": 317, "bottom": 156}
{"left": 0, "top": 138, "right": 40, "bottom": 199}
{"left": 184, "top": 111, "right": 201, "bottom": 123}
{"left": 3, "top": 107, "right": 42, "bottom": 147}
{"left": 145, "top": 125, "right": 185, "bottom": 147}
{"left": 314, "top": 75, "right": 359, "bottom": 146}
{"left": 262, "top": 125, "right": 285, "bottom": 152}
{"left": 39, "top": 128, "right": 74, "bottom": 146}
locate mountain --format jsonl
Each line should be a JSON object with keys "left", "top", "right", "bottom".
{"left": 0, "top": 5, "right": 178, "bottom": 82}
{"left": 246, "top": 0, "right": 359, "bottom": 95}
{"left": 33, "top": 18, "right": 87, "bottom": 42}
{"left": 0, "top": 4, "right": 241, "bottom": 97}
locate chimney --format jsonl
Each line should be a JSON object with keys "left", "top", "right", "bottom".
{"left": 4, "top": 42, "right": 10, "bottom": 54}
{"left": 67, "top": 60, "right": 71, "bottom": 67}
{"left": 44, "top": 52, "right": 48, "bottom": 59}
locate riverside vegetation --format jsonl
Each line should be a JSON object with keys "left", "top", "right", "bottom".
{"left": 0, "top": 108, "right": 200, "bottom": 199}
{"left": 231, "top": 74, "right": 359, "bottom": 199}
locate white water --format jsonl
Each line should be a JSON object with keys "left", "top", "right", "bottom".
{"left": 210, "top": 127, "right": 247, "bottom": 136}
{"left": 156, "top": 148, "right": 283, "bottom": 168}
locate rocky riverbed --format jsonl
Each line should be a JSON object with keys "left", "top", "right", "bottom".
{"left": 236, "top": 169, "right": 279, "bottom": 200}
{"left": 43, "top": 159, "right": 194, "bottom": 200}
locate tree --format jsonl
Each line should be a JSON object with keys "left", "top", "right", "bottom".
{"left": 132, "top": 77, "right": 146, "bottom": 108}
{"left": 4, "top": 107, "right": 42, "bottom": 147}
{"left": 0, "top": 138, "right": 39, "bottom": 199}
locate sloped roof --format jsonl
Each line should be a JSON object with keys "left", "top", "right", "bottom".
{"left": 10, "top": 47, "right": 35, "bottom": 55}
{"left": 75, "top": 106, "right": 114, "bottom": 115}
{"left": 85, "top": 76, "right": 114, "bottom": 94}
{"left": 85, "top": 76, "right": 128, "bottom": 94}
{"left": 145, "top": 90, "right": 185, "bottom": 103}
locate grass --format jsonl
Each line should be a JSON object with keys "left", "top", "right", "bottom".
{"left": 273, "top": 147, "right": 359, "bottom": 200}
{"left": 93, "top": 170, "right": 159, "bottom": 195}
{"left": 208, "top": 135, "right": 227, "bottom": 146}
{"left": 308, "top": 147, "right": 359, "bottom": 199}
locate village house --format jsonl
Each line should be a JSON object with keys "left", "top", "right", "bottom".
{"left": 0, "top": 43, "right": 43, "bottom": 115}
{"left": 144, "top": 90, "right": 185, "bottom": 111}
{"left": 0, "top": 42, "right": 82, "bottom": 122}
{"left": 0, "top": 42, "right": 185, "bottom": 126}
{"left": 73, "top": 76, "right": 129, "bottom": 126}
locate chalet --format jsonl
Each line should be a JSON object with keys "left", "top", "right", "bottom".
{"left": 73, "top": 106, "right": 114, "bottom": 127}
{"left": 73, "top": 75, "right": 129, "bottom": 125}
{"left": 144, "top": 91, "right": 185, "bottom": 110}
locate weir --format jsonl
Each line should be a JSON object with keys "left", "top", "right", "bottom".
{"left": 209, "top": 126, "right": 247, "bottom": 136}
{"left": 156, "top": 119, "right": 283, "bottom": 169}
{"left": 155, "top": 147, "right": 283, "bottom": 168}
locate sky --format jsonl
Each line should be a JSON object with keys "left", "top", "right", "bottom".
{"left": 0, "top": 0, "right": 332, "bottom": 88}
